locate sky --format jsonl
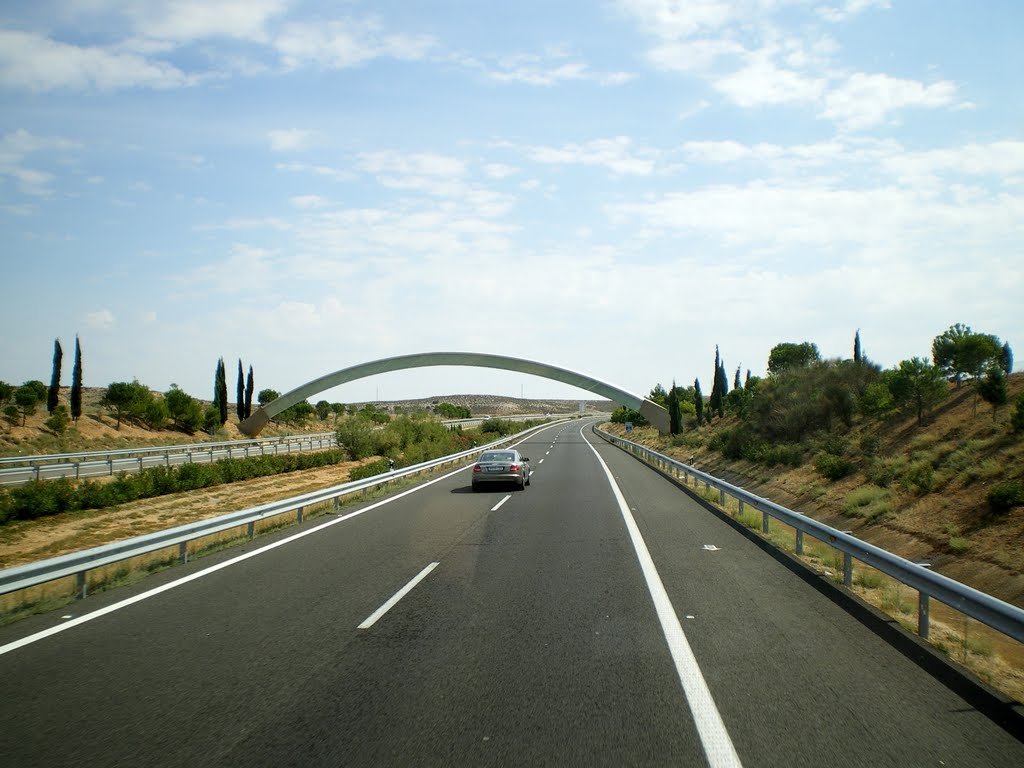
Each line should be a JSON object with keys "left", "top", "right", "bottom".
{"left": 1, "top": 0, "right": 1021, "bottom": 406}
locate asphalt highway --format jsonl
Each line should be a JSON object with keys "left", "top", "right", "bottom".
{"left": 1, "top": 419, "right": 1021, "bottom": 766}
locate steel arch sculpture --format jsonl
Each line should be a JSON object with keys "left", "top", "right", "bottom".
{"left": 238, "top": 352, "right": 669, "bottom": 435}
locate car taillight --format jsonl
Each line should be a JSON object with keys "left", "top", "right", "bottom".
{"left": 509, "top": 463, "right": 519, "bottom": 471}
{"left": 473, "top": 464, "right": 481, "bottom": 473}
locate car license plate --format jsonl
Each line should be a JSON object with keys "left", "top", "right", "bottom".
{"left": 487, "top": 466, "right": 504, "bottom": 472}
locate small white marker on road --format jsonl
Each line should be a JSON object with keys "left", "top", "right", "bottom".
{"left": 703, "top": 545, "right": 720, "bottom": 551}
{"left": 491, "top": 494, "right": 512, "bottom": 511}
{"left": 539, "top": 459, "right": 544, "bottom": 464}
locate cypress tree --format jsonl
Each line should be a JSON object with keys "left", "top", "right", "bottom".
{"left": 694, "top": 378, "right": 704, "bottom": 426}
{"left": 245, "top": 365, "right": 254, "bottom": 419}
{"left": 709, "top": 346, "right": 722, "bottom": 419}
{"left": 668, "top": 380, "right": 683, "bottom": 435}
{"left": 47, "top": 338, "right": 63, "bottom": 413}
{"left": 236, "top": 359, "right": 245, "bottom": 420}
{"left": 214, "top": 358, "right": 228, "bottom": 425}
{"left": 1002, "top": 342, "right": 1014, "bottom": 375}
{"left": 733, "top": 366, "right": 741, "bottom": 390}
{"left": 70, "top": 336, "right": 83, "bottom": 423}
{"left": 854, "top": 329, "right": 862, "bottom": 364}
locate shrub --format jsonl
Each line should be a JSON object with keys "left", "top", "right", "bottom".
{"left": 902, "top": 460, "right": 936, "bottom": 495}
{"left": 986, "top": 482, "right": 1024, "bottom": 515}
{"left": 814, "top": 452, "right": 853, "bottom": 480}
{"left": 349, "top": 459, "right": 392, "bottom": 481}
{"left": 843, "top": 486, "right": 891, "bottom": 521}
{"left": 866, "top": 456, "right": 905, "bottom": 488}
{"left": 1011, "top": 391, "right": 1024, "bottom": 434}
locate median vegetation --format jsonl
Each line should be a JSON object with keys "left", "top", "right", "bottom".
{"left": 0, "top": 414, "right": 547, "bottom": 526}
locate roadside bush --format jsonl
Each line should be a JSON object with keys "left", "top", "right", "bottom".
{"left": 349, "top": 459, "right": 392, "bottom": 481}
{"left": 901, "top": 460, "right": 936, "bottom": 495}
{"left": 1011, "top": 391, "right": 1024, "bottom": 434}
{"left": 336, "top": 418, "right": 376, "bottom": 460}
{"left": 481, "top": 418, "right": 519, "bottom": 436}
{"left": 814, "top": 452, "right": 853, "bottom": 480}
{"left": 843, "top": 486, "right": 891, "bottom": 521}
{"left": 865, "top": 456, "right": 904, "bottom": 488}
{"left": 986, "top": 481, "right": 1024, "bottom": 515}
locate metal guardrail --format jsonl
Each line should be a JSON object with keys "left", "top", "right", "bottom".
{"left": 594, "top": 425, "right": 1024, "bottom": 645}
{"left": 0, "top": 421, "right": 564, "bottom": 601}
{"left": 0, "top": 433, "right": 340, "bottom": 486}
{"left": 0, "top": 432, "right": 338, "bottom": 468}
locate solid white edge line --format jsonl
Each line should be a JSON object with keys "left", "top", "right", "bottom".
{"left": 581, "top": 427, "right": 743, "bottom": 768}
{"left": 357, "top": 562, "right": 439, "bottom": 629}
{"left": 491, "top": 494, "right": 512, "bottom": 511}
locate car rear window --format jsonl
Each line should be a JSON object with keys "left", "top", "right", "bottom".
{"left": 480, "top": 452, "right": 514, "bottom": 462}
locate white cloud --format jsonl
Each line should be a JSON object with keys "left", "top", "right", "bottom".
{"left": 290, "top": 195, "right": 329, "bottom": 209}
{"left": 124, "top": 0, "right": 287, "bottom": 44}
{"left": 822, "top": 72, "right": 959, "bottom": 129}
{"left": 0, "top": 129, "right": 78, "bottom": 195}
{"left": 356, "top": 151, "right": 466, "bottom": 178}
{"left": 714, "top": 52, "right": 826, "bottom": 107}
{"left": 484, "top": 163, "right": 518, "bottom": 179}
{"left": 274, "top": 19, "right": 434, "bottom": 70}
{"left": 0, "top": 30, "right": 191, "bottom": 91}
{"left": 274, "top": 162, "right": 355, "bottom": 181}
{"left": 616, "top": 0, "right": 737, "bottom": 40}
{"left": 268, "top": 128, "right": 315, "bottom": 152}
{"left": 817, "top": 0, "right": 891, "bottom": 23}
{"left": 85, "top": 309, "right": 115, "bottom": 329}
{"left": 647, "top": 38, "right": 744, "bottom": 72}
{"left": 518, "top": 137, "right": 658, "bottom": 176}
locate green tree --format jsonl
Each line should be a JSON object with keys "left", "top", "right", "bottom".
{"left": 0, "top": 381, "right": 13, "bottom": 404}
{"left": 315, "top": 400, "right": 332, "bottom": 420}
{"left": 45, "top": 403, "right": 70, "bottom": 435}
{"left": 693, "top": 378, "right": 704, "bottom": 426}
{"left": 932, "top": 323, "right": 1003, "bottom": 387}
{"left": 610, "top": 406, "right": 647, "bottom": 426}
{"left": 143, "top": 397, "right": 169, "bottom": 430}
{"left": 244, "top": 365, "right": 254, "bottom": 419}
{"left": 1001, "top": 342, "right": 1013, "bottom": 375}
{"left": 258, "top": 388, "right": 279, "bottom": 407}
{"left": 336, "top": 418, "right": 376, "bottom": 460}
{"left": 204, "top": 403, "right": 221, "bottom": 434}
{"left": 649, "top": 383, "right": 667, "bottom": 407}
{"left": 14, "top": 385, "right": 40, "bottom": 426}
{"left": 854, "top": 329, "right": 862, "bottom": 364}
{"left": 330, "top": 402, "right": 345, "bottom": 422}
{"left": 667, "top": 381, "right": 683, "bottom": 435}
{"left": 976, "top": 367, "right": 1009, "bottom": 421}
{"left": 767, "top": 342, "right": 820, "bottom": 375}
{"left": 25, "top": 380, "right": 47, "bottom": 402}
{"left": 70, "top": 336, "right": 83, "bottom": 423}
{"left": 709, "top": 347, "right": 723, "bottom": 419}
{"left": 166, "top": 384, "right": 204, "bottom": 433}
{"left": 1011, "top": 391, "right": 1024, "bottom": 434}
{"left": 214, "top": 358, "right": 228, "bottom": 425}
{"left": 236, "top": 359, "right": 245, "bottom": 420}
{"left": 47, "top": 338, "right": 63, "bottom": 414}
{"left": 888, "top": 357, "right": 948, "bottom": 424}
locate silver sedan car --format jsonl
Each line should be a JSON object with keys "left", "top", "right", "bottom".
{"left": 471, "top": 449, "right": 531, "bottom": 491}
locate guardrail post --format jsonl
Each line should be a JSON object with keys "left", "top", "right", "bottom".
{"left": 762, "top": 510, "right": 769, "bottom": 533}
{"left": 719, "top": 488, "right": 725, "bottom": 506}
{"left": 333, "top": 497, "right": 340, "bottom": 511}
{"left": 35, "top": 465, "right": 41, "bottom": 481}
{"left": 843, "top": 552, "right": 853, "bottom": 587}
{"left": 76, "top": 571, "right": 87, "bottom": 599}
{"left": 247, "top": 521, "right": 255, "bottom": 540}
{"left": 918, "top": 593, "right": 930, "bottom": 639}
{"left": 109, "top": 459, "right": 114, "bottom": 476}
{"left": 796, "top": 530, "right": 804, "bottom": 555}
{"left": 165, "top": 452, "right": 170, "bottom": 468}
{"left": 179, "top": 542, "right": 188, "bottom": 564}
{"left": 75, "top": 462, "right": 81, "bottom": 480}
{"left": 138, "top": 457, "right": 144, "bottom": 472}
{"left": 297, "top": 506, "right": 304, "bottom": 524}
